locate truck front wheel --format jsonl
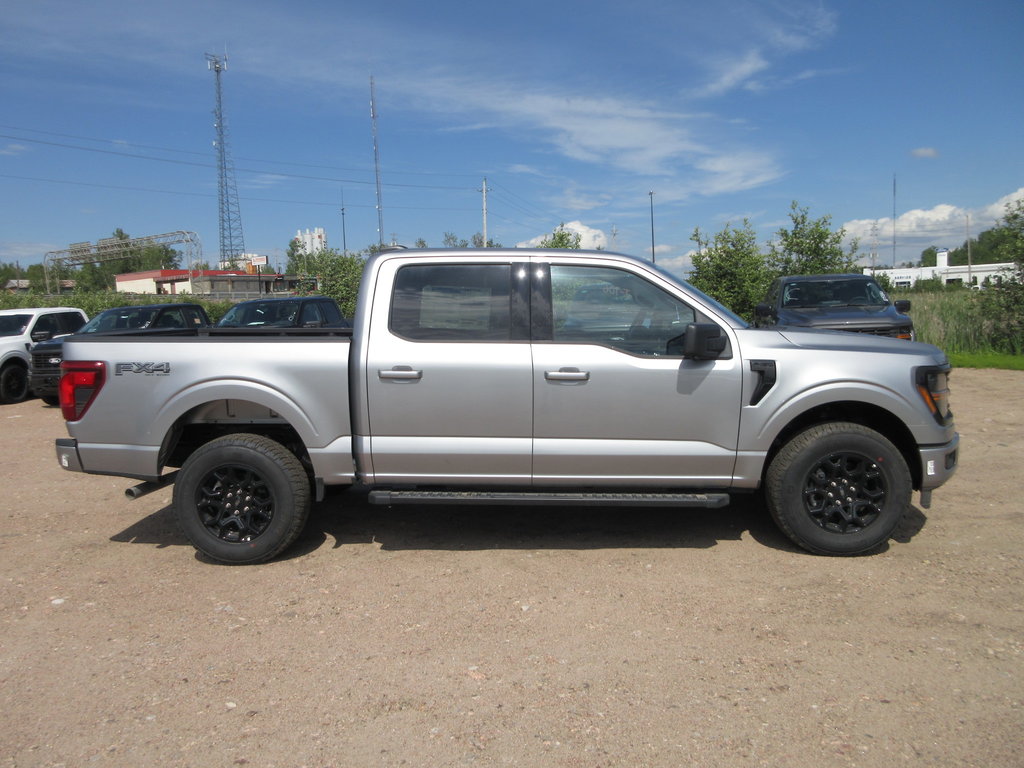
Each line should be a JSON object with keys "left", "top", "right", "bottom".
{"left": 765, "top": 423, "right": 911, "bottom": 556}
{"left": 174, "top": 433, "right": 311, "bottom": 564}
{"left": 0, "top": 362, "right": 29, "bottom": 404}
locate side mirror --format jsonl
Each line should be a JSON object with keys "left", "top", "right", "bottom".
{"left": 31, "top": 330, "right": 52, "bottom": 342}
{"left": 754, "top": 302, "right": 773, "bottom": 327}
{"left": 894, "top": 299, "right": 911, "bottom": 313}
{"left": 668, "top": 323, "right": 728, "bottom": 360}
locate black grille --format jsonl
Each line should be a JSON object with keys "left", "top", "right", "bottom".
{"left": 31, "top": 351, "right": 61, "bottom": 376}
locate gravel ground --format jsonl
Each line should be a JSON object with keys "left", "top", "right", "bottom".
{"left": 1, "top": 368, "right": 1022, "bottom": 768}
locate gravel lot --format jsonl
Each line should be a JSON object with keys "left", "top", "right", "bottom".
{"left": 2, "top": 368, "right": 1022, "bottom": 768}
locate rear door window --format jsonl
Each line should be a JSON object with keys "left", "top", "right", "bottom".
{"left": 390, "top": 264, "right": 516, "bottom": 341}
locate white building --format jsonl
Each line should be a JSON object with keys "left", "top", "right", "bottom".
{"left": 865, "top": 249, "right": 1014, "bottom": 288}
{"left": 295, "top": 227, "right": 327, "bottom": 254}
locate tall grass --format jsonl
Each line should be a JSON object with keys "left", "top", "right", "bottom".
{"left": 894, "top": 290, "right": 996, "bottom": 354}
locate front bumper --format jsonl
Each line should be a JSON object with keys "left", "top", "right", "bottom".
{"left": 30, "top": 373, "right": 59, "bottom": 397}
{"left": 917, "top": 432, "right": 959, "bottom": 507}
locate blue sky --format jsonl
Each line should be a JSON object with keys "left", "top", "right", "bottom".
{"left": 2, "top": 0, "right": 1022, "bottom": 277}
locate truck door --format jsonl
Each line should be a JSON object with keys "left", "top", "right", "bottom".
{"left": 531, "top": 262, "right": 743, "bottom": 486}
{"left": 363, "top": 260, "right": 534, "bottom": 484}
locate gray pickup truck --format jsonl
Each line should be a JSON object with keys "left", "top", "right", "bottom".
{"left": 55, "top": 248, "right": 958, "bottom": 563}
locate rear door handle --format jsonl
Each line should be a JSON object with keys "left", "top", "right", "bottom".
{"left": 545, "top": 368, "right": 590, "bottom": 381}
{"left": 378, "top": 366, "right": 423, "bottom": 380}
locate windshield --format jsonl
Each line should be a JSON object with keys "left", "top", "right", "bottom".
{"left": 217, "top": 300, "right": 300, "bottom": 327}
{"left": 0, "top": 314, "right": 31, "bottom": 337}
{"left": 79, "top": 306, "right": 160, "bottom": 333}
{"left": 782, "top": 279, "right": 888, "bottom": 308}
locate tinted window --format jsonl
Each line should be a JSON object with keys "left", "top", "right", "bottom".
{"left": 390, "top": 265, "right": 512, "bottom": 341}
{"left": 32, "top": 314, "right": 59, "bottom": 337}
{"left": 58, "top": 312, "right": 87, "bottom": 333}
{"left": 0, "top": 314, "right": 31, "bottom": 337}
{"left": 182, "top": 308, "right": 206, "bottom": 327}
{"left": 318, "top": 300, "right": 344, "bottom": 326}
{"left": 551, "top": 266, "right": 695, "bottom": 356}
{"left": 152, "top": 309, "right": 186, "bottom": 329}
{"left": 298, "top": 302, "right": 324, "bottom": 326}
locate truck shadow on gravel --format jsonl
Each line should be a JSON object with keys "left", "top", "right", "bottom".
{"left": 110, "top": 490, "right": 928, "bottom": 560}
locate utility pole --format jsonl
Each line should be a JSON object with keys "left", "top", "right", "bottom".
{"left": 206, "top": 52, "right": 245, "bottom": 265}
{"left": 340, "top": 187, "right": 348, "bottom": 255}
{"left": 966, "top": 212, "right": 973, "bottom": 286}
{"left": 870, "top": 221, "right": 879, "bottom": 272}
{"left": 892, "top": 174, "right": 897, "bottom": 267}
{"left": 370, "top": 76, "right": 385, "bottom": 247}
{"left": 481, "top": 177, "right": 489, "bottom": 247}
{"left": 648, "top": 191, "right": 656, "bottom": 263}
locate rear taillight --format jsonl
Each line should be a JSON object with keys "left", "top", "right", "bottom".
{"left": 59, "top": 361, "right": 106, "bottom": 421}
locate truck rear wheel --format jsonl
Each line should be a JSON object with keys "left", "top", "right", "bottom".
{"left": 765, "top": 422, "right": 911, "bottom": 556}
{"left": 174, "top": 433, "right": 311, "bottom": 564}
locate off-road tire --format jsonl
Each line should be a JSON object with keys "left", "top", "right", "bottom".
{"left": 765, "top": 422, "right": 911, "bottom": 556}
{"left": 0, "top": 363, "right": 29, "bottom": 404}
{"left": 174, "top": 433, "right": 311, "bottom": 564}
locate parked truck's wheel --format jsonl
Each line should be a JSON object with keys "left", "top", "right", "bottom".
{"left": 174, "top": 433, "right": 311, "bottom": 564}
{"left": 765, "top": 422, "right": 911, "bottom": 556}
{"left": 1, "top": 363, "right": 30, "bottom": 404}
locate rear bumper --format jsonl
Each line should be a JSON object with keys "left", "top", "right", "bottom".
{"left": 56, "top": 438, "right": 83, "bottom": 472}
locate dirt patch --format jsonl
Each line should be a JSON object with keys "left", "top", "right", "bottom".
{"left": 2, "top": 368, "right": 1021, "bottom": 767}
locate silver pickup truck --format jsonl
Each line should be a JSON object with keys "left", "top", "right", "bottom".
{"left": 55, "top": 248, "right": 958, "bottom": 563}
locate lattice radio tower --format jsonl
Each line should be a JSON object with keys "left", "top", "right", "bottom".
{"left": 206, "top": 52, "right": 245, "bottom": 264}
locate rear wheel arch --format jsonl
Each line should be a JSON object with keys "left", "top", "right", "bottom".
{"left": 160, "top": 398, "right": 310, "bottom": 476}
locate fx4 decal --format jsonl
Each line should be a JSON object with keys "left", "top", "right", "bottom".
{"left": 114, "top": 362, "right": 171, "bottom": 376}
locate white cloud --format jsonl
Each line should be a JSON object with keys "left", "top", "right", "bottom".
{"left": 841, "top": 188, "right": 1024, "bottom": 258}
{"left": 517, "top": 221, "right": 607, "bottom": 250}
{"left": 699, "top": 50, "right": 770, "bottom": 97}
{"left": 0, "top": 144, "right": 29, "bottom": 156}
{"left": 653, "top": 249, "right": 697, "bottom": 279}
{"left": 911, "top": 147, "right": 938, "bottom": 158}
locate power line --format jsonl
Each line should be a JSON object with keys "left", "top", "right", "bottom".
{"left": 0, "top": 123, "right": 484, "bottom": 179}
{"left": 0, "top": 132, "right": 477, "bottom": 191}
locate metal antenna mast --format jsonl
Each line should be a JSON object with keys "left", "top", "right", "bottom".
{"left": 370, "top": 76, "right": 385, "bottom": 247}
{"left": 206, "top": 52, "right": 245, "bottom": 264}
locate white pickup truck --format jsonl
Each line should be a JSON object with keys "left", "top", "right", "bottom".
{"left": 55, "top": 248, "right": 958, "bottom": 563}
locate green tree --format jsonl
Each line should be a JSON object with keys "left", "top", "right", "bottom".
{"left": 471, "top": 233, "right": 503, "bottom": 248}
{"left": 688, "top": 220, "right": 770, "bottom": 320}
{"left": 442, "top": 232, "right": 469, "bottom": 248}
{"left": 979, "top": 199, "right": 1024, "bottom": 354}
{"left": 285, "top": 236, "right": 307, "bottom": 274}
{"left": 767, "top": 202, "right": 860, "bottom": 276}
{"left": 296, "top": 248, "right": 365, "bottom": 316}
{"left": 538, "top": 225, "right": 582, "bottom": 249}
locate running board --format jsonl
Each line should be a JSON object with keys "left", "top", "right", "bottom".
{"left": 368, "top": 490, "right": 730, "bottom": 508}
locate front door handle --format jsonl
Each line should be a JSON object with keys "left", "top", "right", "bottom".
{"left": 545, "top": 368, "right": 590, "bottom": 382}
{"left": 378, "top": 366, "right": 423, "bottom": 380}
